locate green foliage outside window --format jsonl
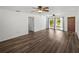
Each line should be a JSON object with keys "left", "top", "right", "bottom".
{"left": 56, "top": 18, "right": 60, "bottom": 27}
{"left": 50, "top": 19, "right": 53, "bottom": 27}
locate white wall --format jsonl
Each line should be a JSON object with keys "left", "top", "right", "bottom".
{"left": 0, "top": 9, "right": 47, "bottom": 42}
{"left": 34, "top": 15, "right": 46, "bottom": 32}
{"left": 76, "top": 13, "right": 79, "bottom": 38}
{"left": 0, "top": 9, "right": 28, "bottom": 42}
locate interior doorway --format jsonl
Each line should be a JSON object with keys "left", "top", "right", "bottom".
{"left": 28, "top": 16, "right": 34, "bottom": 33}
{"left": 49, "top": 17, "right": 64, "bottom": 31}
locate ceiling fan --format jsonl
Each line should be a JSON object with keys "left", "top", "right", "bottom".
{"left": 32, "top": 6, "right": 49, "bottom": 13}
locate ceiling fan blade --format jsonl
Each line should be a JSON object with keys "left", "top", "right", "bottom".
{"left": 42, "top": 6, "right": 48, "bottom": 9}
{"left": 43, "top": 8, "right": 49, "bottom": 12}
{"left": 32, "top": 9, "right": 39, "bottom": 12}
{"left": 43, "top": 10, "right": 49, "bottom": 12}
{"left": 44, "top": 7, "right": 49, "bottom": 9}
{"left": 32, "top": 6, "right": 49, "bottom": 12}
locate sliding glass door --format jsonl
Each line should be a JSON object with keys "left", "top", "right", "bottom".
{"left": 49, "top": 17, "right": 64, "bottom": 31}
{"left": 49, "top": 18, "right": 54, "bottom": 28}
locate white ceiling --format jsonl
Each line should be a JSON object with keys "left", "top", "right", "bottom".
{"left": 0, "top": 6, "right": 79, "bottom": 14}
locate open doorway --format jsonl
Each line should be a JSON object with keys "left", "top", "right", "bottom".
{"left": 28, "top": 16, "right": 34, "bottom": 33}
{"left": 49, "top": 17, "right": 64, "bottom": 31}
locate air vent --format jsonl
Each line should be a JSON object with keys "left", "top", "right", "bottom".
{"left": 16, "top": 10, "right": 21, "bottom": 12}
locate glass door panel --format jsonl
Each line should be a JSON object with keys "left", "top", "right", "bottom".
{"left": 56, "top": 17, "right": 61, "bottom": 30}
{"left": 49, "top": 18, "right": 54, "bottom": 28}
{"left": 55, "top": 17, "right": 64, "bottom": 30}
{"left": 60, "top": 17, "right": 64, "bottom": 30}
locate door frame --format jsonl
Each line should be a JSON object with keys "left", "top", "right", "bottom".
{"left": 28, "top": 16, "right": 34, "bottom": 33}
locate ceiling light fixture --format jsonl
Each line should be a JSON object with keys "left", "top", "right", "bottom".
{"left": 38, "top": 10, "right": 43, "bottom": 13}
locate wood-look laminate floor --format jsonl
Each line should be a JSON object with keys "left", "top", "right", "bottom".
{"left": 0, "top": 29, "right": 79, "bottom": 53}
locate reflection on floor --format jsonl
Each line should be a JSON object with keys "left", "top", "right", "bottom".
{"left": 0, "top": 29, "right": 79, "bottom": 53}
